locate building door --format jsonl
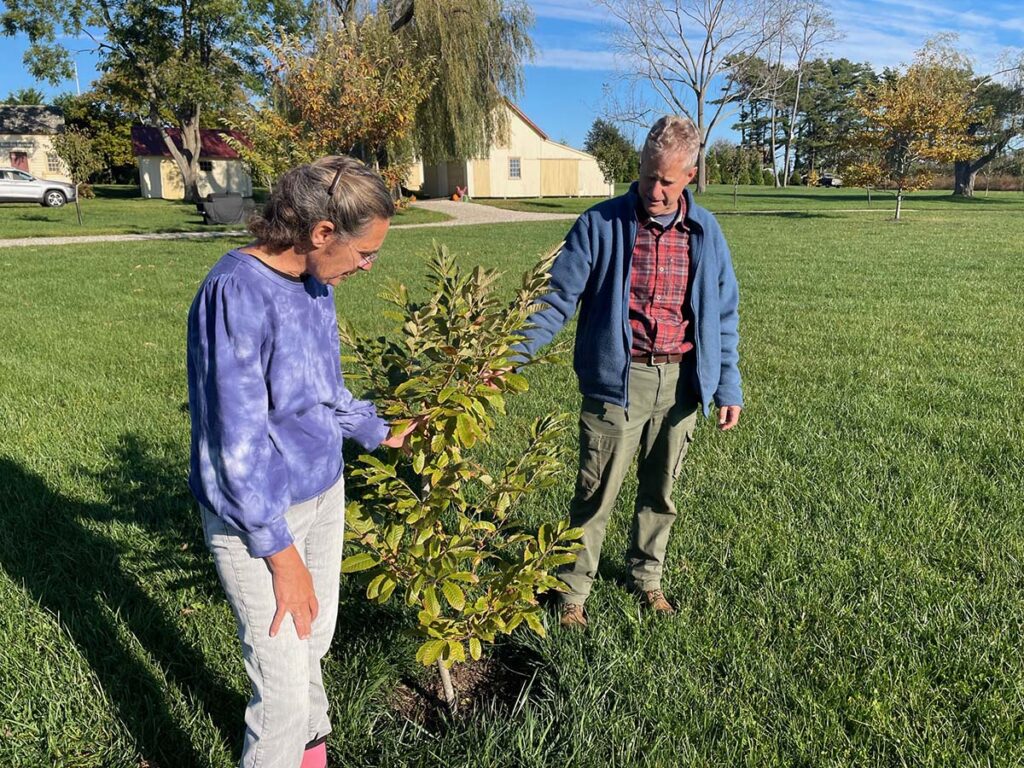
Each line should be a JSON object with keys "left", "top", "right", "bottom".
{"left": 541, "top": 159, "right": 579, "bottom": 196}
{"left": 10, "top": 152, "right": 29, "bottom": 172}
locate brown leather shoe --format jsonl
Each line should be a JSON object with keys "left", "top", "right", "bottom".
{"left": 559, "top": 603, "right": 588, "bottom": 629}
{"left": 640, "top": 589, "right": 675, "bottom": 615}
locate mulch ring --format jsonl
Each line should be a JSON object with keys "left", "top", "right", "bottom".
{"left": 390, "top": 650, "right": 544, "bottom": 728}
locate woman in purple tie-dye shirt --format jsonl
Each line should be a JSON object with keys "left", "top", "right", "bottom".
{"left": 187, "top": 156, "right": 408, "bottom": 768}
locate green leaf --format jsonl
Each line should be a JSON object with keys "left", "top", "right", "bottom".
{"left": 504, "top": 373, "right": 529, "bottom": 392}
{"left": 366, "top": 573, "right": 387, "bottom": 599}
{"left": 437, "top": 386, "right": 457, "bottom": 403}
{"left": 412, "top": 451, "right": 426, "bottom": 474}
{"left": 341, "top": 553, "right": 378, "bottom": 573}
{"left": 524, "top": 611, "right": 546, "bottom": 638}
{"left": 423, "top": 586, "right": 441, "bottom": 617}
{"left": 469, "top": 637, "right": 482, "bottom": 661}
{"left": 455, "top": 412, "right": 477, "bottom": 446}
{"left": 441, "top": 582, "right": 466, "bottom": 611}
{"left": 445, "top": 640, "right": 466, "bottom": 664}
{"left": 378, "top": 576, "right": 397, "bottom": 602}
{"left": 416, "top": 639, "right": 445, "bottom": 666}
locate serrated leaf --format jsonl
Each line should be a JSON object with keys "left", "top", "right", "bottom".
{"left": 504, "top": 373, "right": 529, "bottom": 392}
{"left": 524, "top": 611, "right": 546, "bottom": 638}
{"left": 366, "top": 572, "right": 387, "bottom": 599}
{"left": 341, "top": 553, "right": 378, "bottom": 573}
{"left": 416, "top": 639, "right": 445, "bottom": 666}
{"left": 423, "top": 586, "right": 440, "bottom": 617}
{"left": 455, "top": 412, "right": 477, "bottom": 446}
{"left": 441, "top": 582, "right": 466, "bottom": 611}
{"left": 445, "top": 640, "right": 466, "bottom": 664}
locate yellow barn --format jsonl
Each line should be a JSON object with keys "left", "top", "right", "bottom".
{"left": 411, "top": 103, "right": 613, "bottom": 200}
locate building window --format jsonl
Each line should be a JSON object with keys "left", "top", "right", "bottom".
{"left": 509, "top": 157, "right": 521, "bottom": 179}
{"left": 47, "top": 153, "right": 63, "bottom": 173}
{"left": 199, "top": 160, "right": 213, "bottom": 172}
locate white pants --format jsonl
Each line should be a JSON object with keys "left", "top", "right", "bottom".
{"left": 202, "top": 476, "right": 345, "bottom": 768}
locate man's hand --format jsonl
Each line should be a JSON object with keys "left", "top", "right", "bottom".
{"left": 265, "top": 545, "right": 318, "bottom": 639}
{"left": 718, "top": 405, "right": 742, "bottom": 431}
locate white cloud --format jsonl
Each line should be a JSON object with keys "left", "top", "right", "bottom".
{"left": 530, "top": 47, "right": 620, "bottom": 71}
{"left": 528, "top": 0, "right": 609, "bottom": 25}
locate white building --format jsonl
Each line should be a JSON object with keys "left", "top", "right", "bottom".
{"left": 0, "top": 105, "right": 72, "bottom": 183}
{"left": 131, "top": 126, "right": 253, "bottom": 200}
{"left": 413, "top": 103, "right": 613, "bottom": 199}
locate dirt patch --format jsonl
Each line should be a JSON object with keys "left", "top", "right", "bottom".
{"left": 390, "top": 648, "right": 544, "bottom": 728}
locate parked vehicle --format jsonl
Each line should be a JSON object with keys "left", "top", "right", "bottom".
{"left": 817, "top": 174, "right": 843, "bottom": 188}
{"left": 0, "top": 167, "right": 77, "bottom": 207}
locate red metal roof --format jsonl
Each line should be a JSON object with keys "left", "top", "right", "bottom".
{"left": 131, "top": 126, "right": 250, "bottom": 159}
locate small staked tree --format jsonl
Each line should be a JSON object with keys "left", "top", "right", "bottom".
{"left": 843, "top": 42, "right": 977, "bottom": 220}
{"left": 51, "top": 127, "right": 102, "bottom": 225}
{"left": 339, "top": 244, "right": 582, "bottom": 710}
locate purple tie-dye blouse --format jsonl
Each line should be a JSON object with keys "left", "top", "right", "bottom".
{"left": 187, "top": 250, "right": 388, "bottom": 558}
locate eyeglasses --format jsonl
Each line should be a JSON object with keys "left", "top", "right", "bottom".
{"left": 359, "top": 251, "right": 381, "bottom": 268}
{"left": 327, "top": 166, "right": 344, "bottom": 197}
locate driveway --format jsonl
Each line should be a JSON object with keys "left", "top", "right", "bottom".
{"left": 0, "top": 200, "right": 578, "bottom": 249}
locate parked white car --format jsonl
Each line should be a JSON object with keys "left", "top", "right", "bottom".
{"left": 0, "top": 168, "right": 77, "bottom": 207}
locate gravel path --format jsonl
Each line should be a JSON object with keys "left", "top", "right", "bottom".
{"left": 0, "top": 200, "right": 577, "bottom": 249}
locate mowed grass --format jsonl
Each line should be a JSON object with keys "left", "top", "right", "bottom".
{"left": 476, "top": 184, "right": 1024, "bottom": 216}
{"left": 0, "top": 185, "right": 449, "bottom": 239}
{"left": 1, "top": 203, "right": 1023, "bottom": 766}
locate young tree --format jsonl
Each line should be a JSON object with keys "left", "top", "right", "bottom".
{"left": 340, "top": 244, "right": 582, "bottom": 709}
{"left": 2, "top": 0, "right": 314, "bottom": 201}
{"left": 584, "top": 118, "right": 639, "bottom": 184}
{"left": 598, "top": 0, "right": 783, "bottom": 193}
{"left": 226, "top": 16, "right": 434, "bottom": 193}
{"left": 51, "top": 127, "right": 102, "bottom": 225}
{"left": 53, "top": 87, "right": 135, "bottom": 183}
{"left": 843, "top": 42, "right": 977, "bottom": 220}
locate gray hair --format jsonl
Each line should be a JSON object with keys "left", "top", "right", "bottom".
{"left": 249, "top": 155, "right": 395, "bottom": 248}
{"left": 641, "top": 116, "right": 700, "bottom": 168}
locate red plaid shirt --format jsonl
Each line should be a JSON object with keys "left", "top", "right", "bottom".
{"left": 629, "top": 196, "right": 694, "bottom": 356}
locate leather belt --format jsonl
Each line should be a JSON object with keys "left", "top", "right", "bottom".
{"left": 631, "top": 352, "right": 685, "bottom": 365}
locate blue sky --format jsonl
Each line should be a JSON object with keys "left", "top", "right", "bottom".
{"left": 3, "top": 0, "right": 1023, "bottom": 149}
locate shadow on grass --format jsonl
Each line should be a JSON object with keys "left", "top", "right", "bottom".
{"left": 0, "top": 434, "right": 244, "bottom": 766}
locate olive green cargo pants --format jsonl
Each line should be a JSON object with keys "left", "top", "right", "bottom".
{"left": 558, "top": 359, "right": 700, "bottom": 605}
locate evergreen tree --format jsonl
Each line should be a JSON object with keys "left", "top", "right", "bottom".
{"left": 583, "top": 119, "right": 639, "bottom": 183}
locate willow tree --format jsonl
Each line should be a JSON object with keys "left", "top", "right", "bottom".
{"left": 397, "top": 0, "right": 534, "bottom": 163}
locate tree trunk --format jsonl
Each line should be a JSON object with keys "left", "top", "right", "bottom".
{"left": 696, "top": 98, "right": 707, "bottom": 195}
{"left": 156, "top": 108, "right": 202, "bottom": 203}
{"left": 74, "top": 183, "right": 83, "bottom": 225}
{"left": 784, "top": 69, "right": 805, "bottom": 188}
{"left": 954, "top": 161, "right": 977, "bottom": 197}
{"left": 894, "top": 191, "right": 903, "bottom": 221}
{"left": 437, "top": 660, "right": 456, "bottom": 712}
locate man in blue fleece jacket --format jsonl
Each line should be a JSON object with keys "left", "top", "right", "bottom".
{"left": 518, "top": 116, "right": 744, "bottom": 628}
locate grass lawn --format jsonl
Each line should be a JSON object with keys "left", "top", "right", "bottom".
{"left": 1, "top": 203, "right": 1023, "bottom": 766}
{"left": 0, "top": 185, "right": 449, "bottom": 239}
{"left": 476, "top": 184, "right": 1024, "bottom": 216}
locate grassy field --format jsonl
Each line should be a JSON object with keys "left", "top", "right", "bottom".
{"left": 1, "top": 202, "right": 1023, "bottom": 766}
{"left": 0, "top": 185, "right": 449, "bottom": 239}
{"left": 476, "top": 184, "right": 1024, "bottom": 216}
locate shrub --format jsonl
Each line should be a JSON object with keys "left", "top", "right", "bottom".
{"left": 339, "top": 244, "right": 583, "bottom": 706}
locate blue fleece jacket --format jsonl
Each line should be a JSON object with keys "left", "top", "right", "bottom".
{"left": 519, "top": 184, "right": 742, "bottom": 415}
